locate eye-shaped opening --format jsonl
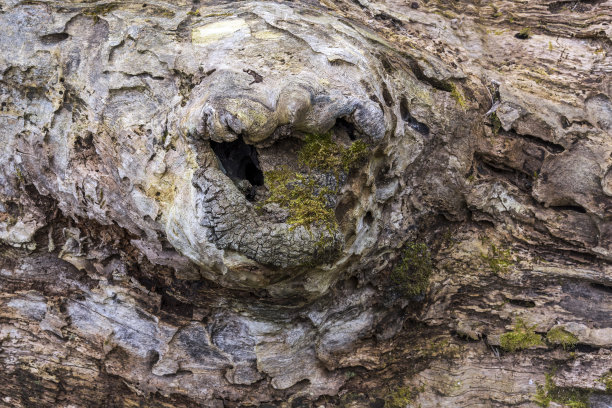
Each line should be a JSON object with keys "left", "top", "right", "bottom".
{"left": 333, "top": 117, "right": 357, "bottom": 141}
{"left": 210, "top": 136, "right": 264, "bottom": 198}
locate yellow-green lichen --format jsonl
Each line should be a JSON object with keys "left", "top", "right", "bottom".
{"left": 450, "top": 84, "right": 467, "bottom": 109}
{"left": 516, "top": 27, "right": 531, "bottom": 39}
{"left": 481, "top": 244, "right": 514, "bottom": 274}
{"left": 534, "top": 373, "right": 590, "bottom": 408}
{"left": 82, "top": 3, "right": 118, "bottom": 17}
{"left": 262, "top": 133, "right": 368, "bottom": 231}
{"left": 341, "top": 139, "right": 369, "bottom": 172}
{"left": 596, "top": 371, "right": 612, "bottom": 393}
{"left": 391, "top": 242, "right": 433, "bottom": 298}
{"left": 15, "top": 167, "right": 25, "bottom": 185}
{"left": 491, "top": 4, "right": 503, "bottom": 17}
{"left": 261, "top": 168, "right": 336, "bottom": 232}
{"left": 500, "top": 319, "right": 543, "bottom": 352}
{"left": 298, "top": 132, "right": 368, "bottom": 174}
{"left": 546, "top": 327, "right": 578, "bottom": 350}
{"left": 491, "top": 112, "right": 502, "bottom": 136}
{"left": 385, "top": 385, "right": 419, "bottom": 408}
{"left": 434, "top": 9, "right": 457, "bottom": 19}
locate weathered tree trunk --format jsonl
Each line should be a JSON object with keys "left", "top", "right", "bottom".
{"left": 1, "top": 0, "right": 610, "bottom": 407}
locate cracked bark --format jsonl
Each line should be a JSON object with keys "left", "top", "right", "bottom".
{"left": 0, "top": 0, "right": 611, "bottom": 407}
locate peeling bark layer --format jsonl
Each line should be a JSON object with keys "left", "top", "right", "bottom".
{"left": 0, "top": 0, "right": 611, "bottom": 407}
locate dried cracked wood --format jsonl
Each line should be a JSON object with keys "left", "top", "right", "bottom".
{"left": 0, "top": 0, "right": 610, "bottom": 407}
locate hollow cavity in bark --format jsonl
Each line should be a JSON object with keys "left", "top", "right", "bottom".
{"left": 210, "top": 136, "right": 264, "bottom": 200}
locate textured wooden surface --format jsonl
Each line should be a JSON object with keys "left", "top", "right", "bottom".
{"left": 0, "top": 0, "right": 610, "bottom": 406}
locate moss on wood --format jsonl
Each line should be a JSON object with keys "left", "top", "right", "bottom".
{"left": 500, "top": 319, "right": 543, "bottom": 352}
{"left": 298, "top": 132, "right": 368, "bottom": 174}
{"left": 450, "top": 84, "right": 467, "bottom": 109}
{"left": 481, "top": 244, "right": 514, "bottom": 274}
{"left": 262, "top": 132, "right": 368, "bottom": 231}
{"left": 262, "top": 167, "right": 337, "bottom": 232}
{"left": 546, "top": 327, "right": 578, "bottom": 350}
{"left": 534, "top": 373, "right": 590, "bottom": 408}
{"left": 391, "top": 242, "right": 433, "bottom": 298}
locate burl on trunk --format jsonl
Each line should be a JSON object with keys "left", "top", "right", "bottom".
{"left": 0, "top": 1, "right": 610, "bottom": 407}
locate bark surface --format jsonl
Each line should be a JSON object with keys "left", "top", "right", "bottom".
{"left": 0, "top": 0, "right": 611, "bottom": 407}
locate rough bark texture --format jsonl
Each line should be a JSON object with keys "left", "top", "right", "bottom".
{"left": 0, "top": 0, "right": 611, "bottom": 407}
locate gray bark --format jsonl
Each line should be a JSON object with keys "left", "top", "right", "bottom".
{"left": 0, "top": 0, "right": 610, "bottom": 406}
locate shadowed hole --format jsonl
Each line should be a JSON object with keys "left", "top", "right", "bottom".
{"left": 210, "top": 136, "right": 264, "bottom": 198}
{"left": 160, "top": 292, "right": 193, "bottom": 319}
{"left": 333, "top": 117, "right": 357, "bottom": 141}
{"left": 147, "top": 350, "right": 159, "bottom": 367}
{"left": 549, "top": 204, "right": 587, "bottom": 214}
{"left": 514, "top": 31, "right": 530, "bottom": 40}
{"left": 506, "top": 297, "right": 536, "bottom": 308}
{"left": 400, "top": 96, "right": 430, "bottom": 136}
{"left": 40, "top": 32, "right": 69, "bottom": 44}
{"left": 335, "top": 193, "right": 356, "bottom": 225}
{"left": 382, "top": 82, "right": 394, "bottom": 107}
{"left": 363, "top": 211, "right": 374, "bottom": 227}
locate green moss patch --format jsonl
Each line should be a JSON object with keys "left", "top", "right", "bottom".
{"left": 385, "top": 385, "right": 424, "bottom": 408}
{"left": 481, "top": 244, "right": 514, "bottom": 274}
{"left": 450, "top": 84, "right": 467, "bottom": 109}
{"left": 298, "top": 132, "right": 368, "bottom": 174}
{"left": 515, "top": 27, "right": 532, "bottom": 40}
{"left": 546, "top": 327, "right": 578, "bottom": 350}
{"left": 534, "top": 373, "right": 590, "bottom": 408}
{"left": 491, "top": 112, "right": 502, "bottom": 136}
{"left": 596, "top": 371, "right": 612, "bottom": 393}
{"left": 262, "top": 132, "right": 368, "bottom": 231}
{"left": 262, "top": 168, "right": 336, "bottom": 232}
{"left": 500, "top": 319, "right": 543, "bottom": 352}
{"left": 391, "top": 242, "right": 433, "bottom": 298}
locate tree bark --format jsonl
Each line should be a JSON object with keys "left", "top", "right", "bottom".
{"left": 0, "top": 0, "right": 610, "bottom": 407}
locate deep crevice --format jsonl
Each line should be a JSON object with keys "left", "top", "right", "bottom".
{"left": 210, "top": 136, "right": 264, "bottom": 199}
{"left": 162, "top": 370, "right": 194, "bottom": 378}
{"left": 499, "top": 128, "right": 566, "bottom": 154}
{"left": 363, "top": 211, "right": 374, "bottom": 227}
{"left": 404, "top": 56, "right": 454, "bottom": 92}
{"left": 574, "top": 344, "right": 601, "bottom": 353}
{"left": 590, "top": 282, "right": 612, "bottom": 294}
{"left": 474, "top": 153, "right": 534, "bottom": 193}
{"left": 381, "top": 82, "right": 394, "bottom": 107}
{"left": 505, "top": 297, "right": 536, "bottom": 308}
{"left": 400, "top": 97, "right": 430, "bottom": 136}
{"left": 549, "top": 204, "right": 587, "bottom": 214}
{"left": 40, "top": 32, "right": 70, "bottom": 45}
{"left": 160, "top": 292, "right": 194, "bottom": 319}
{"left": 374, "top": 12, "right": 404, "bottom": 28}
{"left": 333, "top": 117, "right": 357, "bottom": 141}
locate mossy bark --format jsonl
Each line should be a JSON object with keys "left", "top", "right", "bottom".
{"left": 0, "top": 0, "right": 611, "bottom": 407}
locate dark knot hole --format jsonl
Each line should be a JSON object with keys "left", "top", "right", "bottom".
{"left": 210, "top": 136, "right": 264, "bottom": 193}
